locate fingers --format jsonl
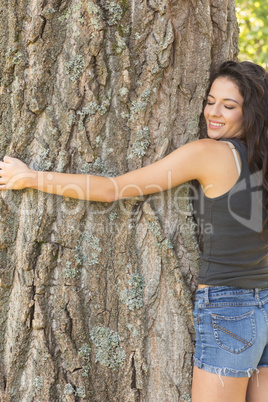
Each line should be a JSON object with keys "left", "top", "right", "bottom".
{"left": 0, "top": 162, "right": 7, "bottom": 172}
{"left": 0, "top": 155, "right": 14, "bottom": 170}
{"left": 0, "top": 156, "right": 28, "bottom": 191}
{"left": 0, "top": 175, "right": 7, "bottom": 190}
{"left": 3, "top": 155, "right": 12, "bottom": 163}
{"left": 0, "top": 157, "right": 10, "bottom": 182}
{"left": 0, "top": 156, "right": 12, "bottom": 168}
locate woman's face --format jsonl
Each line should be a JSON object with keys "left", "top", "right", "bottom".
{"left": 204, "top": 77, "right": 244, "bottom": 140}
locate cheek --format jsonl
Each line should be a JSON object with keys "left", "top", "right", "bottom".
{"left": 233, "top": 112, "right": 243, "bottom": 127}
{"left": 204, "top": 105, "right": 209, "bottom": 120}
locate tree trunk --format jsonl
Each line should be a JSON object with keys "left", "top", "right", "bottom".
{"left": 0, "top": 0, "right": 238, "bottom": 401}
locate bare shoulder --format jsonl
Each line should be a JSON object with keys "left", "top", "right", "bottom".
{"left": 186, "top": 138, "right": 234, "bottom": 159}
{"left": 180, "top": 138, "right": 221, "bottom": 154}
{"left": 181, "top": 137, "right": 237, "bottom": 173}
{"left": 176, "top": 138, "right": 226, "bottom": 165}
{"left": 158, "top": 138, "right": 226, "bottom": 184}
{"left": 189, "top": 138, "right": 222, "bottom": 151}
{"left": 198, "top": 137, "right": 239, "bottom": 159}
{"left": 192, "top": 138, "right": 241, "bottom": 196}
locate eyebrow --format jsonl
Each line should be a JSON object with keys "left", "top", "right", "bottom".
{"left": 207, "top": 94, "right": 241, "bottom": 105}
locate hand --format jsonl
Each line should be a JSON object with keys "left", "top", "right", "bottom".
{"left": 0, "top": 155, "right": 32, "bottom": 190}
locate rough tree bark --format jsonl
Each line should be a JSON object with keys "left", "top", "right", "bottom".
{"left": 0, "top": 0, "right": 239, "bottom": 401}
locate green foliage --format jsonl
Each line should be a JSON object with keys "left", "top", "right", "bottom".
{"left": 236, "top": 0, "right": 268, "bottom": 68}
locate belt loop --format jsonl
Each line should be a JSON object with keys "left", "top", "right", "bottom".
{"left": 255, "top": 288, "right": 263, "bottom": 308}
{"left": 205, "top": 287, "right": 210, "bottom": 304}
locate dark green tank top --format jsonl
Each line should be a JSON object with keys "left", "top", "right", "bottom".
{"left": 193, "top": 138, "right": 268, "bottom": 288}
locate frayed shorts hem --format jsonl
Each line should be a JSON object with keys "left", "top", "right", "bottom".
{"left": 194, "top": 357, "right": 256, "bottom": 378}
{"left": 257, "top": 364, "right": 268, "bottom": 369}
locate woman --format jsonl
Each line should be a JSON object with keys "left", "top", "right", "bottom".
{"left": 0, "top": 61, "right": 268, "bottom": 401}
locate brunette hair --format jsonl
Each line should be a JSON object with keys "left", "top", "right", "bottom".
{"left": 208, "top": 60, "right": 268, "bottom": 228}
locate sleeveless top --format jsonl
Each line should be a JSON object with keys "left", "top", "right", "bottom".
{"left": 193, "top": 138, "right": 268, "bottom": 289}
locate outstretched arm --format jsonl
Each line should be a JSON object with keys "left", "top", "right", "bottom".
{"left": 0, "top": 139, "right": 212, "bottom": 202}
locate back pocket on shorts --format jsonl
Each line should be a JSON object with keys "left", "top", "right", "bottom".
{"left": 211, "top": 311, "right": 256, "bottom": 354}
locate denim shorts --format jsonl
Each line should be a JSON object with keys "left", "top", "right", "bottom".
{"left": 193, "top": 286, "right": 268, "bottom": 377}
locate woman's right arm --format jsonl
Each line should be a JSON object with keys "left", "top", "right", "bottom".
{"left": 0, "top": 139, "right": 220, "bottom": 201}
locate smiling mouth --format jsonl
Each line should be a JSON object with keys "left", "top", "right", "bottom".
{"left": 209, "top": 121, "right": 225, "bottom": 128}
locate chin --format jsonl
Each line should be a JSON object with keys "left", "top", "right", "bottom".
{"left": 207, "top": 132, "right": 223, "bottom": 140}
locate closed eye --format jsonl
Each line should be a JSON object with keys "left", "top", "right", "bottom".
{"left": 206, "top": 102, "right": 234, "bottom": 110}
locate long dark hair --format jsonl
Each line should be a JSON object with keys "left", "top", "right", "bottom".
{"left": 208, "top": 60, "right": 268, "bottom": 228}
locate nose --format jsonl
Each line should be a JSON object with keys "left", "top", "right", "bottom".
{"left": 209, "top": 103, "right": 222, "bottom": 117}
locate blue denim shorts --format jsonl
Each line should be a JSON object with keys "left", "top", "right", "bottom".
{"left": 193, "top": 286, "right": 268, "bottom": 377}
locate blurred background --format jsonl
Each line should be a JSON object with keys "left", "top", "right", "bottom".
{"left": 236, "top": 0, "right": 268, "bottom": 69}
